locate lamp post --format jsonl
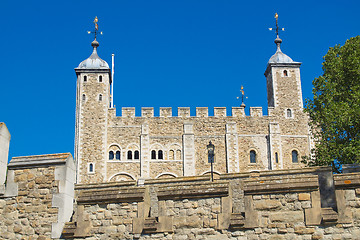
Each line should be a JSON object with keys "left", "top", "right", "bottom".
{"left": 207, "top": 141, "right": 215, "bottom": 181}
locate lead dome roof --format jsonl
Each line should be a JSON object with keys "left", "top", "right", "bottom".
{"left": 77, "top": 40, "right": 109, "bottom": 69}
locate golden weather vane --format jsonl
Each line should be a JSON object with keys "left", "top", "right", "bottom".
{"left": 268, "top": 13, "right": 284, "bottom": 38}
{"left": 87, "top": 16, "right": 103, "bottom": 40}
{"left": 236, "top": 86, "right": 248, "bottom": 107}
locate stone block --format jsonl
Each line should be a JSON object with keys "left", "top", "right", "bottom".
{"left": 254, "top": 200, "right": 282, "bottom": 210}
{"left": 214, "top": 107, "right": 226, "bottom": 117}
{"left": 299, "top": 193, "right": 311, "bottom": 201}
{"left": 178, "top": 107, "right": 190, "bottom": 117}
{"left": 141, "top": 107, "right": 154, "bottom": 118}
{"left": 196, "top": 107, "right": 208, "bottom": 117}
{"left": 122, "top": 107, "right": 135, "bottom": 117}
{"left": 160, "top": 107, "right": 172, "bottom": 117}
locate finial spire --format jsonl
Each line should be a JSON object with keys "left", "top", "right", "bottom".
{"left": 236, "top": 86, "right": 248, "bottom": 108}
{"left": 269, "top": 13, "right": 285, "bottom": 52}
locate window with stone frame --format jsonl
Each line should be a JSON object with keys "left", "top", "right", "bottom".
{"left": 127, "top": 150, "right": 132, "bottom": 160}
{"left": 116, "top": 151, "right": 120, "bottom": 160}
{"left": 275, "top": 152, "right": 279, "bottom": 163}
{"left": 151, "top": 150, "right": 156, "bottom": 159}
{"left": 99, "top": 75, "right": 102, "bottom": 82}
{"left": 84, "top": 75, "right": 87, "bottom": 82}
{"left": 109, "top": 151, "right": 114, "bottom": 160}
{"left": 250, "top": 150, "right": 257, "bottom": 163}
{"left": 292, "top": 150, "right": 298, "bottom": 163}
{"left": 287, "top": 109, "right": 292, "bottom": 118}
{"left": 134, "top": 150, "right": 140, "bottom": 159}
{"left": 89, "top": 163, "right": 94, "bottom": 173}
{"left": 158, "top": 150, "right": 163, "bottom": 159}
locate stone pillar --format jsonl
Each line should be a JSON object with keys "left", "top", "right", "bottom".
{"left": 225, "top": 122, "right": 239, "bottom": 173}
{"left": 0, "top": 123, "right": 10, "bottom": 187}
{"left": 182, "top": 122, "right": 195, "bottom": 176}
{"left": 268, "top": 122, "right": 282, "bottom": 170}
{"left": 140, "top": 123, "right": 150, "bottom": 178}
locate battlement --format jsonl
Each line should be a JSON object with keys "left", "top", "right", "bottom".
{"left": 119, "top": 106, "right": 268, "bottom": 118}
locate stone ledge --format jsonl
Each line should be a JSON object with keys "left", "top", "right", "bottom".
{"left": 8, "top": 153, "right": 71, "bottom": 169}
{"left": 157, "top": 181, "right": 229, "bottom": 200}
{"left": 334, "top": 173, "right": 360, "bottom": 188}
{"left": 244, "top": 174, "right": 319, "bottom": 194}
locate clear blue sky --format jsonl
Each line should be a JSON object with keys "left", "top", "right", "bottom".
{"left": 1, "top": 0, "right": 360, "bottom": 160}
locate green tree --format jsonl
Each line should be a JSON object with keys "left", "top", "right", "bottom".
{"left": 304, "top": 36, "right": 360, "bottom": 172}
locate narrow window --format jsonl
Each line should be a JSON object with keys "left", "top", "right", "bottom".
{"left": 287, "top": 109, "right": 292, "bottom": 118}
{"left": 250, "top": 150, "right": 256, "bottom": 163}
{"left": 151, "top": 150, "right": 156, "bottom": 159}
{"left": 134, "top": 150, "right": 140, "bottom": 159}
{"left": 109, "top": 151, "right": 114, "bottom": 160}
{"left": 84, "top": 76, "right": 87, "bottom": 82}
{"left": 283, "top": 70, "right": 288, "bottom": 77}
{"left": 116, "top": 151, "right": 120, "bottom": 160}
{"left": 99, "top": 75, "right": 102, "bottom": 82}
{"left": 82, "top": 94, "right": 86, "bottom": 101}
{"left": 99, "top": 94, "right": 102, "bottom": 101}
{"left": 176, "top": 149, "right": 181, "bottom": 160}
{"left": 292, "top": 150, "right": 298, "bottom": 163}
{"left": 89, "top": 163, "right": 94, "bottom": 173}
{"left": 275, "top": 152, "right": 279, "bottom": 163}
{"left": 158, "top": 150, "right": 163, "bottom": 159}
{"left": 127, "top": 151, "right": 132, "bottom": 160}
{"left": 169, "top": 150, "right": 174, "bottom": 160}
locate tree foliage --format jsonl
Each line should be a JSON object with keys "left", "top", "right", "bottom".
{"left": 304, "top": 36, "right": 360, "bottom": 171}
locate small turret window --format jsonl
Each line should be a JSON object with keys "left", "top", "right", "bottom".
{"left": 84, "top": 76, "right": 87, "bottom": 82}
{"left": 275, "top": 152, "right": 279, "bottom": 163}
{"left": 116, "top": 151, "right": 121, "bottom": 160}
{"left": 99, "top": 94, "right": 103, "bottom": 101}
{"left": 89, "top": 163, "right": 94, "bottom": 173}
{"left": 283, "top": 70, "right": 288, "bottom": 77}
{"left": 99, "top": 75, "right": 102, "bottom": 82}
{"left": 292, "top": 150, "right": 298, "bottom": 163}
{"left": 82, "top": 94, "right": 86, "bottom": 101}
{"left": 287, "top": 109, "right": 292, "bottom": 118}
{"left": 250, "top": 150, "right": 256, "bottom": 163}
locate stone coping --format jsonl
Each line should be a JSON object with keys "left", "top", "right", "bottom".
{"left": 220, "top": 166, "right": 332, "bottom": 180}
{"left": 334, "top": 172, "right": 360, "bottom": 188}
{"left": 8, "top": 153, "right": 71, "bottom": 169}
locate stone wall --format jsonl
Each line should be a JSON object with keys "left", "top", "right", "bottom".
{"left": 0, "top": 153, "right": 76, "bottom": 239}
{"left": 62, "top": 166, "right": 360, "bottom": 240}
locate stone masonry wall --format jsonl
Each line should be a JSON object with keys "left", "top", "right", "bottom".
{"left": 63, "top": 167, "right": 360, "bottom": 240}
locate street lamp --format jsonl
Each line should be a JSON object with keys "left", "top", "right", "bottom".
{"left": 207, "top": 141, "right": 215, "bottom": 181}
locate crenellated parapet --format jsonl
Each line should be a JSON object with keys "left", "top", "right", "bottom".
{"left": 117, "top": 106, "right": 269, "bottom": 118}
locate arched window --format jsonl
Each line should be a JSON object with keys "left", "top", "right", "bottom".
{"left": 127, "top": 150, "right": 132, "bottom": 160}
{"left": 275, "top": 152, "right": 279, "bottom": 163}
{"left": 169, "top": 150, "right": 174, "bottom": 160}
{"left": 250, "top": 150, "right": 256, "bottom": 163}
{"left": 109, "top": 151, "right": 114, "bottom": 160}
{"left": 99, "top": 94, "right": 102, "bottom": 101}
{"left": 287, "top": 109, "right": 292, "bottom": 118}
{"left": 176, "top": 150, "right": 181, "bottom": 160}
{"left": 116, "top": 151, "right": 120, "bottom": 160}
{"left": 89, "top": 163, "right": 94, "bottom": 173}
{"left": 151, "top": 150, "right": 156, "bottom": 159}
{"left": 82, "top": 94, "right": 86, "bottom": 101}
{"left": 134, "top": 150, "right": 140, "bottom": 159}
{"left": 292, "top": 150, "right": 298, "bottom": 163}
{"left": 283, "top": 70, "right": 288, "bottom": 77}
{"left": 99, "top": 75, "right": 102, "bottom": 82}
{"left": 84, "top": 76, "right": 87, "bottom": 82}
{"left": 158, "top": 150, "right": 163, "bottom": 159}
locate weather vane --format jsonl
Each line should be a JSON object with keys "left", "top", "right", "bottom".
{"left": 87, "top": 16, "right": 103, "bottom": 40}
{"left": 236, "top": 86, "right": 248, "bottom": 107}
{"left": 268, "top": 13, "right": 284, "bottom": 38}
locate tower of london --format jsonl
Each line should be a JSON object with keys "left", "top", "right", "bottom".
{"left": 74, "top": 27, "right": 312, "bottom": 184}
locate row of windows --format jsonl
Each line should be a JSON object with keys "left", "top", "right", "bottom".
{"left": 108, "top": 149, "right": 182, "bottom": 161}
{"left": 109, "top": 150, "right": 140, "bottom": 160}
{"left": 83, "top": 75, "right": 103, "bottom": 83}
{"left": 82, "top": 94, "right": 103, "bottom": 101}
{"left": 249, "top": 150, "right": 298, "bottom": 164}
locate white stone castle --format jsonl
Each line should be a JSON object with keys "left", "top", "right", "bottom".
{"left": 74, "top": 22, "right": 313, "bottom": 184}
